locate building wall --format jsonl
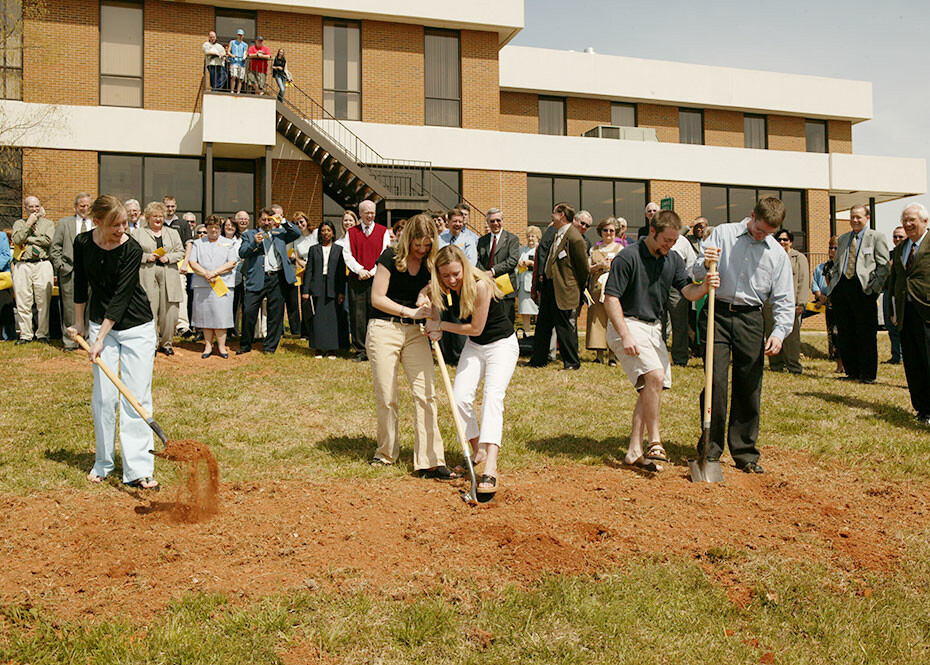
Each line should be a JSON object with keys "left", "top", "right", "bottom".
{"left": 23, "top": 0, "right": 98, "bottom": 106}
{"left": 23, "top": 148, "right": 98, "bottom": 222}
{"left": 806, "top": 188, "right": 830, "bottom": 255}
{"left": 566, "top": 97, "right": 610, "bottom": 138}
{"left": 258, "top": 10, "right": 323, "bottom": 102}
{"left": 143, "top": 1, "right": 213, "bottom": 112}
{"left": 704, "top": 109, "right": 743, "bottom": 148}
{"left": 649, "top": 180, "right": 701, "bottom": 224}
{"left": 638, "top": 103, "right": 679, "bottom": 143}
{"left": 461, "top": 169, "right": 528, "bottom": 240}
{"left": 461, "top": 30, "right": 499, "bottom": 131}
{"left": 768, "top": 115, "right": 806, "bottom": 151}
{"left": 828, "top": 120, "right": 852, "bottom": 154}
{"left": 361, "top": 20, "right": 424, "bottom": 125}
{"left": 499, "top": 91, "right": 537, "bottom": 133}
{"left": 271, "top": 158, "right": 323, "bottom": 220}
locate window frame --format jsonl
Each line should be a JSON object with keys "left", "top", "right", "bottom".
{"left": 743, "top": 113, "right": 767, "bottom": 149}
{"left": 678, "top": 107, "right": 704, "bottom": 145}
{"left": 98, "top": 153, "right": 207, "bottom": 219}
{"left": 805, "top": 119, "right": 828, "bottom": 153}
{"left": 322, "top": 17, "right": 362, "bottom": 121}
{"left": 424, "top": 28, "right": 461, "bottom": 128}
{"left": 610, "top": 102, "right": 637, "bottom": 128}
{"left": 214, "top": 7, "right": 257, "bottom": 45}
{"left": 99, "top": 0, "right": 144, "bottom": 108}
{"left": 538, "top": 95, "right": 566, "bottom": 136}
{"left": 700, "top": 183, "right": 808, "bottom": 251}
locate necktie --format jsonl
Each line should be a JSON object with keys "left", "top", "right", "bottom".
{"left": 82, "top": 219, "right": 90, "bottom": 233}
{"left": 489, "top": 234, "right": 497, "bottom": 266}
{"left": 906, "top": 242, "right": 917, "bottom": 270}
{"left": 844, "top": 234, "right": 858, "bottom": 279}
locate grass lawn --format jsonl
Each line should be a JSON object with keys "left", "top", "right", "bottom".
{"left": 1, "top": 331, "right": 928, "bottom": 663}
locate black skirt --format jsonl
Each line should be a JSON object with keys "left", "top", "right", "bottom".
{"left": 310, "top": 294, "right": 349, "bottom": 352}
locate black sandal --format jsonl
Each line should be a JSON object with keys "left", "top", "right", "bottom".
{"left": 417, "top": 465, "right": 460, "bottom": 480}
{"left": 477, "top": 474, "right": 498, "bottom": 494}
{"left": 368, "top": 457, "right": 391, "bottom": 467}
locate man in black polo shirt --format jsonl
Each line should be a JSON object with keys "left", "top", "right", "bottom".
{"left": 604, "top": 210, "right": 718, "bottom": 471}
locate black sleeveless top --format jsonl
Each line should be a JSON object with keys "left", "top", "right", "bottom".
{"left": 451, "top": 287, "right": 514, "bottom": 346}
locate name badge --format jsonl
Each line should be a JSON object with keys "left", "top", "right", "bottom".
{"left": 558, "top": 250, "right": 567, "bottom": 260}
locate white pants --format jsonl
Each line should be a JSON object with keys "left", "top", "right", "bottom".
{"left": 176, "top": 272, "right": 190, "bottom": 331}
{"left": 453, "top": 334, "right": 519, "bottom": 446}
{"left": 89, "top": 319, "right": 157, "bottom": 483}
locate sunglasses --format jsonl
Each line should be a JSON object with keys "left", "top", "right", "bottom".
{"left": 578, "top": 222, "right": 591, "bottom": 229}
{"left": 197, "top": 230, "right": 208, "bottom": 235}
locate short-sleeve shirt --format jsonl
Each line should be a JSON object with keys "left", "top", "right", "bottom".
{"left": 604, "top": 239, "right": 691, "bottom": 323}
{"left": 247, "top": 45, "right": 270, "bottom": 73}
{"left": 370, "top": 247, "right": 430, "bottom": 320}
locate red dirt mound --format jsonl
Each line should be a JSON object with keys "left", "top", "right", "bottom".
{"left": 0, "top": 448, "right": 926, "bottom": 620}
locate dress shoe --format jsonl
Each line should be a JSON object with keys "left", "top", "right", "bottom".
{"left": 860, "top": 378, "right": 875, "bottom": 385}
{"left": 884, "top": 357, "right": 901, "bottom": 365}
{"left": 236, "top": 347, "right": 251, "bottom": 355}
{"left": 160, "top": 347, "right": 174, "bottom": 356}
{"left": 62, "top": 346, "right": 77, "bottom": 352}
{"left": 14, "top": 338, "right": 30, "bottom": 345}
{"left": 559, "top": 365, "right": 580, "bottom": 372}
{"left": 353, "top": 353, "right": 368, "bottom": 363}
{"left": 738, "top": 462, "right": 764, "bottom": 474}
{"left": 916, "top": 414, "right": 930, "bottom": 426}
{"left": 201, "top": 351, "right": 212, "bottom": 359}
{"left": 218, "top": 352, "right": 229, "bottom": 359}
{"left": 36, "top": 337, "right": 51, "bottom": 344}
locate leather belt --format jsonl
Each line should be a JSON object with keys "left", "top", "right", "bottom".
{"left": 716, "top": 300, "right": 761, "bottom": 313}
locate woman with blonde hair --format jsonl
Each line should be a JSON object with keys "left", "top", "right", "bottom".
{"left": 132, "top": 201, "right": 184, "bottom": 355}
{"left": 587, "top": 216, "right": 625, "bottom": 365}
{"left": 426, "top": 244, "right": 519, "bottom": 494}
{"left": 67, "top": 195, "right": 159, "bottom": 489}
{"left": 367, "top": 213, "right": 455, "bottom": 479}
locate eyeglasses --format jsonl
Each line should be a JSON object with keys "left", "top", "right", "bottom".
{"left": 197, "top": 230, "right": 208, "bottom": 235}
{"left": 577, "top": 222, "right": 590, "bottom": 229}
{"left": 602, "top": 228, "right": 616, "bottom": 234}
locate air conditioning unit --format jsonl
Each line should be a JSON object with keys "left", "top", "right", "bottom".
{"left": 582, "top": 125, "right": 659, "bottom": 142}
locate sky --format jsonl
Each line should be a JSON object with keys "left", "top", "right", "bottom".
{"left": 509, "top": 0, "right": 928, "bottom": 236}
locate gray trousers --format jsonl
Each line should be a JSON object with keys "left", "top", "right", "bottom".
{"left": 763, "top": 303, "right": 802, "bottom": 374}
{"left": 666, "top": 288, "right": 691, "bottom": 366}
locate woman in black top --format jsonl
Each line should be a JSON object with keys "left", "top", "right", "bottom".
{"left": 67, "top": 195, "right": 159, "bottom": 490}
{"left": 272, "top": 48, "right": 288, "bottom": 101}
{"left": 367, "top": 213, "right": 455, "bottom": 479}
{"left": 426, "top": 245, "right": 519, "bottom": 493}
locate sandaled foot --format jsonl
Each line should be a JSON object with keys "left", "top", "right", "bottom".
{"left": 417, "top": 465, "right": 460, "bottom": 480}
{"left": 87, "top": 472, "right": 105, "bottom": 483}
{"left": 477, "top": 473, "right": 498, "bottom": 494}
{"left": 368, "top": 457, "right": 391, "bottom": 467}
{"left": 125, "top": 477, "right": 159, "bottom": 491}
{"left": 622, "top": 456, "right": 662, "bottom": 473}
{"left": 644, "top": 442, "right": 669, "bottom": 462}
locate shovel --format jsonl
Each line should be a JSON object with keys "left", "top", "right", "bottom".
{"left": 428, "top": 336, "right": 490, "bottom": 505}
{"left": 689, "top": 262, "right": 724, "bottom": 483}
{"left": 73, "top": 333, "right": 169, "bottom": 456}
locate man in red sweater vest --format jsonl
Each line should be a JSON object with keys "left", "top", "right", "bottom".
{"left": 344, "top": 200, "right": 391, "bottom": 361}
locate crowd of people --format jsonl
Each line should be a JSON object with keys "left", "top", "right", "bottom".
{"left": 202, "top": 30, "right": 291, "bottom": 100}
{"left": 3, "top": 192, "right": 927, "bottom": 491}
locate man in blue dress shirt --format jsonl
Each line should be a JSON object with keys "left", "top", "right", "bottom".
{"left": 693, "top": 197, "right": 795, "bottom": 474}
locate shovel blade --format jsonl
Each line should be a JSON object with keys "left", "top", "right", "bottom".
{"left": 688, "top": 458, "right": 724, "bottom": 483}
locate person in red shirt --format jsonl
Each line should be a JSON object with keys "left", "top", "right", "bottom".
{"left": 246, "top": 36, "right": 272, "bottom": 95}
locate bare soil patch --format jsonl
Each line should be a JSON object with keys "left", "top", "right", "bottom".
{"left": 1, "top": 447, "right": 926, "bottom": 620}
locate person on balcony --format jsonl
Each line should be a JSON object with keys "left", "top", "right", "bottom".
{"left": 272, "top": 48, "right": 290, "bottom": 102}
{"left": 246, "top": 36, "right": 272, "bottom": 95}
{"left": 227, "top": 29, "right": 248, "bottom": 94}
{"left": 203, "top": 31, "right": 227, "bottom": 91}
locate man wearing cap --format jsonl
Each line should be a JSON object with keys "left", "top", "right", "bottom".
{"left": 228, "top": 29, "right": 248, "bottom": 94}
{"left": 247, "top": 36, "right": 272, "bottom": 95}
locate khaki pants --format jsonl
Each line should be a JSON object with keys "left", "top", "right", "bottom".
{"left": 147, "top": 265, "right": 180, "bottom": 350}
{"left": 12, "top": 260, "right": 53, "bottom": 340}
{"left": 367, "top": 318, "right": 446, "bottom": 470}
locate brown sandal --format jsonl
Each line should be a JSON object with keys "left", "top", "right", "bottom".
{"left": 645, "top": 442, "right": 669, "bottom": 462}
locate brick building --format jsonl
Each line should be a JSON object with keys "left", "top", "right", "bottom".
{"left": 0, "top": 0, "right": 925, "bottom": 266}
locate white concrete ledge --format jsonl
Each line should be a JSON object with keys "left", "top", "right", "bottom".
{"left": 202, "top": 93, "right": 276, "bottom": 147}
{"left": 500, "top": 46, "right": 873, "bottom": 122}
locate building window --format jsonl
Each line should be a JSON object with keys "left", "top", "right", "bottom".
{"left": 744, "top": 114, "right": 767, "bottom": 149}
{"left": 538, "top": 96, "right": 565, "bottom": 135}
{"left": 424, "top": 29, "right": 461, "bottom": 127}
{"left": 215, "top": 7, "right": 256, "bottom": 44}
{"left": 611, "top": 102, "right": 637, "bottom": 128}
{"left": 1, "top": 0, "right": 23, "bottom": 100}
{"left": 0, "top": 146, "right": 22, "bottom": 228}
{"left": 213, "top": 159, "right": 254, "bottom": 218}
{"left": 700, "top": 184, "right": 807, "bottom": 251}
{"left": 99, "top": 154, "right": 204, "bottom": 219}
{"left": 528, "top": 174, "right": 648, "bottom": 243}
{"left": 323, "top": 19, "right": 361, "bottom": 121}
{"left": 679, "top": 108, "right": 703, "bottom": 145}
{"left": 100, "top": 1, "right": 143, "bottom": 107}
{"left": 806, "top": 119, "right": 827, "bottom": 153}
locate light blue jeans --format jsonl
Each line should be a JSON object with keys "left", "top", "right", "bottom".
{"left": 88, "top": 319, "right": 157, "bottom": 483}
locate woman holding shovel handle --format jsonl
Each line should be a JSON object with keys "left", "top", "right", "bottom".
{"left": 426, "top": 244, "right": 519, "bottom": 494}
{"left": 67, "top": 195, "right": 160, "bottom": 490}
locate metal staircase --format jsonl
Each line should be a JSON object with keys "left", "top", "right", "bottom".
{"left": 274, "top": 82, "right": 432, "bottom": 215}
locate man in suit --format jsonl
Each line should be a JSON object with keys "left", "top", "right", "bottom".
{"left": 51, "top": 192, "right": 94, "bottom": 351}
{"left": 765, "top": 228, "right": 810, "bottom": 374}
{"left": 237, "top": 207, "right": 301, "bottom": 354}
{"left": 477, "top": 207, "right": 520, "bottom": 325}
{"left": 828, "top": 204, "right": 890, "bottom": 383}
{"left": 529, "top": 202, "right": 589, "bottom": 370}
{"left": 883, "top": 225, "right": 906, "bottom": 364}
{"left": 887, "top": 203, "right": 930, "bottom": 425}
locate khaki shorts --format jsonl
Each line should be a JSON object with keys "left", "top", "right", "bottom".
{"left": 247, "top": 70, "right": 266, "bottom": 89}
{"left": 607, "top": 317, "right": 671, "bottom": 391}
